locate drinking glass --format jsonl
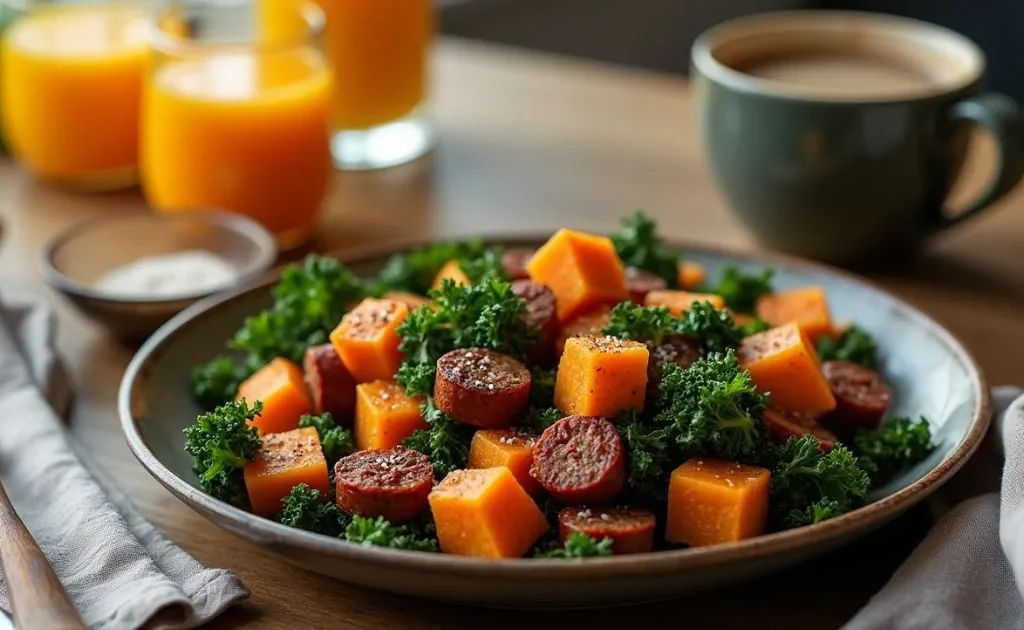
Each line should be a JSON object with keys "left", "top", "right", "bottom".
{"left": 259, "top": 0, "right": 435, "bottom": 170}
{"left": 142, "top": 0, "right": 332, "bottom": 250}
{"left": 0, "top": 0, "right": 148, "bottom": 190}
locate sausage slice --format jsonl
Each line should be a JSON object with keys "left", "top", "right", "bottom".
{"left": 820, "top": 360, "right": 893, "bottom": 436}
{"left": 511, "top": 279, "right": 560, "bottom": 364}
{"left": 502, "top": 248, "right": 536, "bottom": 280}
{"left": 646, "top": 334, "right": 703, "bottom": 398}
{"left": 558, "top": 506, "right": 656, "bottom": 554}
{"left": 303, "top": 344, "right": 357, "bottom": 422}
{"left": 334, "top": 446, "right": 434, "bottom": 523}
{"left": 625, "top": 267, "right": 668, "bottom": 304}
{"left": 434, "top": 348, "right": 531, "bottom": 428}
{"left": 530, "top": 416, "right": 626, "bottom": 504}
{"left": 762, "top": 408, "right": 838, "bottom": 451}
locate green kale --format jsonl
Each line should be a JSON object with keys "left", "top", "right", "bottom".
{"left": 602, "top": 303, "right": 679, "bottom": 346}
{"left": 229, "top": 255, "right": 368, "bottom": 366}
{"left": 677, "top": 301, "right": 744, "bottom": 354}
{"left": 654, "top": 352, "right": 768, "bottom": 462}
{"left": 529, "top": 366, "right": 558, "bottom": 407}
{"left": 520, "top": 406, "right": 564, "bottom": 434}
{"left": 611, "top": 211, "right": 680, "bottom": 287}
{"left": 189, "top": 355, "right": 256, "bottom": 410}
{"left": 817, "top": 326, "right": 879, "bottom": 370}
{"left": 702, "top": 265, "right": 774, "bottom": 314}
{"left": 460, "top": 246, "right": 508, "bottom": 284}
{"left": 769, "top": 435, "right": 871, "bottom": 530}
{"left": 297, "top": 413, "right": 355, "bottom": 464}
{"left": 739, "top": 318, "right": 772, "bottom": 337}
{"left": 373, "top": 240, "right": 488, "bottom": 295}
{"left": 852, "top": 416, "right": 933, "bottom": 486}
{"left": 343, "top": 515, "right": 438, "bottom": 552}
{"left": 183, "top": 400, "right": 263, "bottom": 506}
{"left": 402, "top": 399, "right": 474, "bottom": 478}
{"left": 395, "top": 278, "right": 537, "bottom": 397}
{"left": 534, "top": 532, "right": 614, "bottom": 559}
{"left": 617, "top": 410, "right": 673, "bottom": 505}
{"left": 275, "top": 483, "right": 346, "bottom": 536}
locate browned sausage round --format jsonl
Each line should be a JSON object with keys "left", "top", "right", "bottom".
{"left": 646, "top": 334, "right": 703, "bottom": 397}
{"left": 558, "top": 506, "right": 656, "bottom": 554}
{"left": 624, "top": 267, "right": 668, "bottom": 304}
{"left": 334, "top": 446, "right": 434, "bottom": 522}
{"left": 820, "top": 360, "right": 893, "bottom": 436}
{"left": 511, "top": 279, "right": 560, "bottom": 364}
{"left": 762, "top": 408, "right": 838, "bottom": 451}
{"left": 530, "top": 416, "right": 626, "bottom": 504}
{"left": 501, "top": 247, "right": 535, "bottom": 280}
{"left": 303, "top": 344, "right": 356, "bottom": 423}
{"left": 434, "top": 348, "right": 531, "bottom": 428}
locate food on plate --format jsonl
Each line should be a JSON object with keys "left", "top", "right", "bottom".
{"left": 183, "top": 212, "right": 934, "bottom": 558}
{"left": 354, "top": 380, "right": 427, "bottom": 450}
{"left": 665, "top": 457, "right": 771, "bottom": 546}
{"left": 428, "top": 467, "right": 550, "bottom": 558}
{"left": 236, "top": 358, "right": 312, "bottom": 435}
{"left": 434, "top": 348, "right": 531, "bottom": 428}
{"left": 303, "top": 344, "right": 356, "bottom": 421}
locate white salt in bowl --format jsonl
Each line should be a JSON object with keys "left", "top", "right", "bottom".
{"left": 40, "top": 212, "right": 277, "bottom": 343}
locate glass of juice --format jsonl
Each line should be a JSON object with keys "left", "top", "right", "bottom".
{"left": 259, "top": 0, "right": 435, "bottom": 171}
{"left": 141, "top": 0, "right": 332, "bottom": 250}
{"left": 0, "top": 0, "right": 149, "bottom": 190}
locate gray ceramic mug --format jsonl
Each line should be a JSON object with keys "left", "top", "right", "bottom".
{"left": 692, "top": 11, "right": 1024, "bottom": 265}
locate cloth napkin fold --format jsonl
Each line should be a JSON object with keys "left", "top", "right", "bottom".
{"left": 0, "top": 298, "right": 249, "bottom": 630}
{"left": 844, "top": 386, "right": 1024, "bottom": 630}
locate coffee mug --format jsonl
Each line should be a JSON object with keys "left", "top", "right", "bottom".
{"left": 692, "top": 10, "right": 1024, "bottom": 265}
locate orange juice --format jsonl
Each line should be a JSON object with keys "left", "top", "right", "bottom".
{"left": 0, "top": 3, "right": 147, "bottom": 188}
{"left": 141, "top": 49, "right": 332, "bottom": 246}
{"left": 260, "top": 0, "right": 432, "bottom": 130}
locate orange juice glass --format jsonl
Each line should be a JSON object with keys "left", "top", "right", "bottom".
{"left": 142, "top": 0, "right": 332, "bottom": 250}
{"left": 259, "top": 0, "right": 435, "bottom": 170}
{"left": 0, "top": 0, "right": 148, "bottom": 190}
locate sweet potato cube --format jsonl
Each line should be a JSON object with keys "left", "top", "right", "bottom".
{"left": 382, "top": 290, "right": 431, "bottom": 310}
{"left": 555, "top": 305, "right": 613, "bottom": 356}
{"left": 737, "top": 323, "right": 837, "bottom": 414}
{"left": 526, "top": 228, "right": 628, "bottom": 323}
{"left": 665, "top": 457, "right": 770, "bottom": 547}
{"left": 468, "top": 429, "right": 541, "bottom": 495}
{"left": 428, "top": 467, "right": 549, "bottom": 558}
{"left": 645, "top": 290, "right": 726, "bottom": 316}
{"left": 431, "top": 259, "right": 471, "bottom": 290}
{"left": 554, "top": 336, "right": 649, "bottom": 416}
{"left": 236, "top": 357, "right": 312, "bottom": 435}
{"left": 677, "top": 261, "right": 706, "bottom": 290}
{"left": 330, "top": 298, "right": 409, "bottom": 384}
{"left": 354, "top": 380, "right": 428, "bottom": 451}
{"left": 244, "top": 427, "right": 330, "bottom": 516}
{"left": 755, "top": 286, "right": 833, "bottom": 340}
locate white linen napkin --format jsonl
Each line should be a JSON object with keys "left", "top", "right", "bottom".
{"left": 844, "top": 386, "right": 1024, "bottom": 629}
{"left": 0, "top": 297, "right": 249, "bottom": 629}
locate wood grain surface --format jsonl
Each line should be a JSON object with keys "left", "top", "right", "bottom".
{"left": 0, "top": 37, "right": 1019, "bottom": 629}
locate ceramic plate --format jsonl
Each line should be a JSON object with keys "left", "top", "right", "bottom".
{"left": 118, "top": 237, "right": 990, "bottom": 608}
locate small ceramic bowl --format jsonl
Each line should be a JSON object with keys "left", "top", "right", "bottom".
{"left": 41, "top": 212, "right": 277, "bottom": 343}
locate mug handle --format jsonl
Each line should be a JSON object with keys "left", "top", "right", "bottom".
{"left": 932, "top": 92, "right": 1024, "bottom": 230}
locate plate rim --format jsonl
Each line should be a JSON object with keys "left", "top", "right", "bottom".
{"left": 117, "top": 234, "right": 991, "bottom": 579}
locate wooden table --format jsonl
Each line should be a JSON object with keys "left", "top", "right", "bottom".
{"left": 0, "top": 37, "right": 1021, "bottom": 629}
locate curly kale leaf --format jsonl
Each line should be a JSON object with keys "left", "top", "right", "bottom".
{"left": 701, "top": 265, "right": 774, "bottom": 315}
{"left": 617, "top": 410, "right": 673, "bottom": 505}
{"left": 275, "top": 484, "right": 347, "bottom": 536}
{"left": 677, "top": 301, "right": 744, "bottom": 354}
{"left": 770, "top": 435, "right": 871, "bottom": 529}
{"left": 297, "top": 413, "right": 355, "bottom": 464}
{"left": 183, "top": 400, "right": 263, "bottom": 506}
{"left": 402, "top": 399, "right": 474, "bottom": 478}
{"left": 817, "top": 325, "right": 880, "bottom": 370}
{"left": 343, "top": 515, "right": 438, "bottom": 552}
{"left": 611, "top": 211, "right": 680, "bottom": 287}
{"left": 602, "top": 303, "right": 679, "bottom": 346}
{"left": 852, "top": 416, "right": 933, "bottom": 486}
{"left": 373, "top": 240, "right": 489, "bottom": 295}
{"left": 460, "top": 247, "right": 508, "bottom": 285}
{"left": 534, "top": 532, "right": 614, "bottom": 559}
{"left": 520, "top": 406, "right": 564, "bottom": 434}
{"left": 654, "top": 351, "right": 769, "bottom": 462}
{"left": 189, "top": 355, "right": 257, "bottom": 410}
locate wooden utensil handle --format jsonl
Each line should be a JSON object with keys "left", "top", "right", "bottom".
{"left": 0, "top": 483, "right": 85, "bottom": 630}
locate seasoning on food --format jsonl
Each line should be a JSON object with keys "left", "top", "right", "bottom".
{"left": 94, "top": 249, "right": 239, "bottom": 299}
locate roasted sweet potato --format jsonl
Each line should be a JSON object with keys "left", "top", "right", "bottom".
{"left": 737, "top": 323, "right": 837, "bottom": 415}
{"left": 554, "top": 336, "right": 649, "bottom": 417}
{"left": 244, "top": 427, "right": 330, "bottom": 516}
{"left": 665, "top": 457, "right": 770, "bottom": 547}
{"left": 677, "top": 261, "right": 706, "bottom": 290}
{"left": 432, "top": 259, "right": 471, "bottom": 290}
{"left": 236, "top": 357, "right": 312, "bottom": 435}
{"left": 468, "top": 429, "right": 540, "bottom": 495}
{"left": 756, "top": 286, "right": 833, "bottom": 341}
{"left": 354, "top": 380, "right": 428, "bottom": 451}
{"left": 645, "top": 290, "right": 725, "bottom": 315}
{"left": 329, "top": 298, "right": 409, "bottom": 383}
{"left": 555, "top": 305, "right": 613, "bottom": 356}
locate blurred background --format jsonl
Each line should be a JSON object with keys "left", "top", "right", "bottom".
{"left": 442, "top": 0, "right": 1023, "bottom": 101}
